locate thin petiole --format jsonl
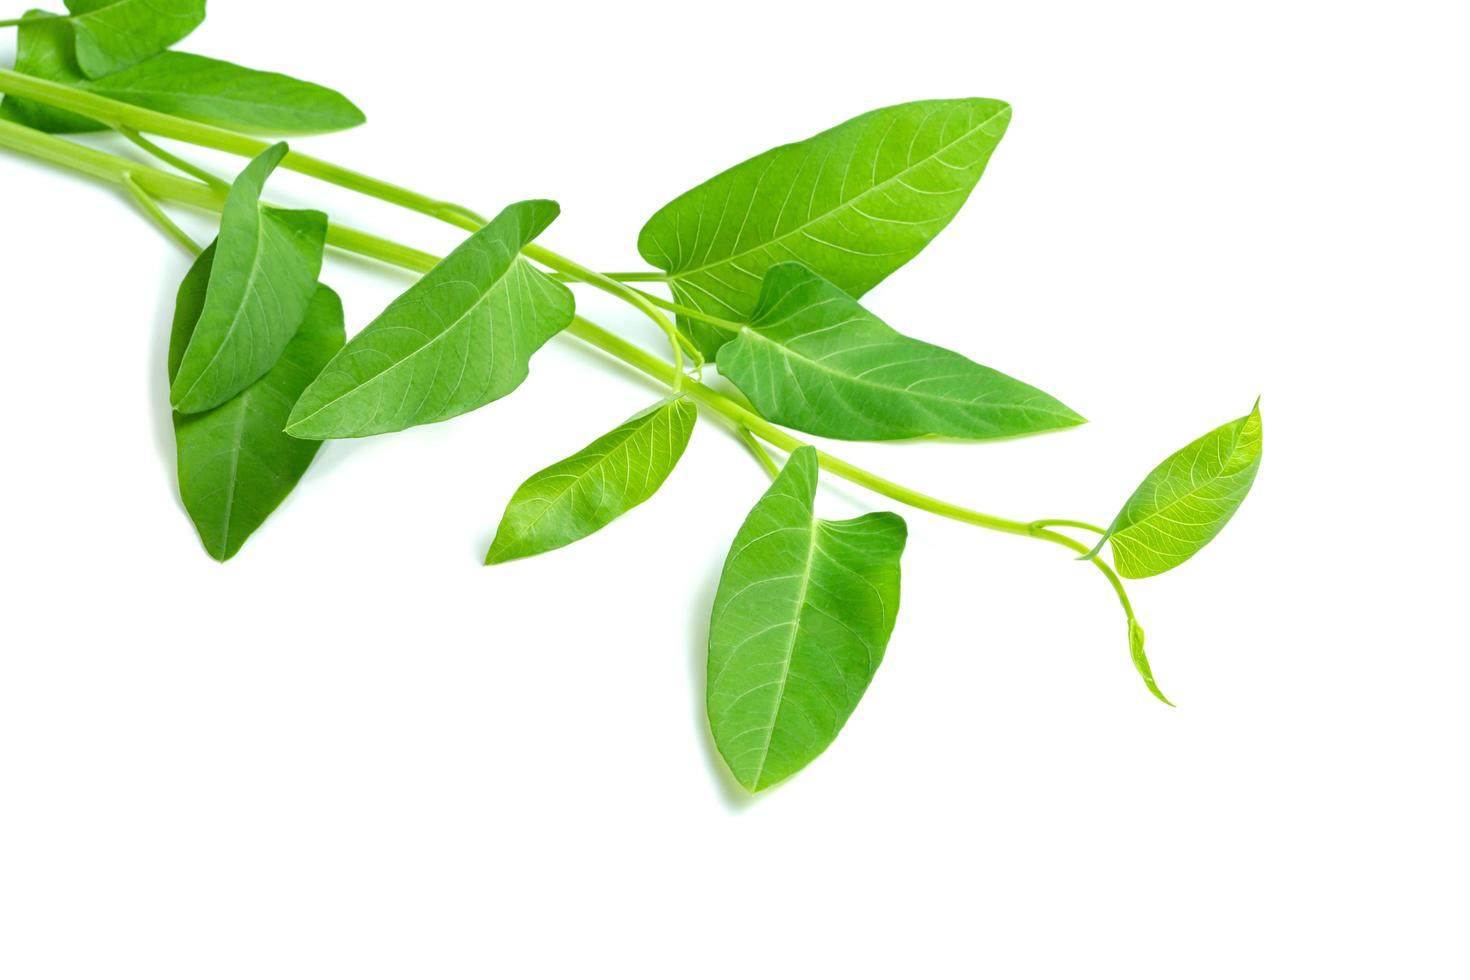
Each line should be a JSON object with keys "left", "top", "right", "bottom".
{"left": 522, "top": 243, "right": 688, "bottom": 391}
{"left": 0, "top": 17, "right": 32, "bottom": 27}
{"left": 116, "top": 126, "right": 228, "bottom": 191}
{"left": 737, "top": 426, "right": 781, "bottom": 478}
{"left": 120, "top": 174, "right": 202, "bottom": 257}
{"left": 1030, "top": 518, "right": 1107, "bottom": 536}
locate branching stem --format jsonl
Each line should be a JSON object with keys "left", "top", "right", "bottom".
{"left": 0, "top": 115, "right": 1151, "bottom": 692}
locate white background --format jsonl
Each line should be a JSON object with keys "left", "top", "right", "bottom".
{"left": 1, "top": 1, "right": 1466, "bottom": 976}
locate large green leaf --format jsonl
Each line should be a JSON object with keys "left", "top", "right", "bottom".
{"left": 286, "top": 200, "right": 574, "bottom": 439}
{"left": 170, "top": 142, "right": 327, "bottom": 414}
{"left": 486, "top": 396, "right": 697, "bottom": 564}
{"left": 169, "top": 243, "right": 344, "bottom": 560}
{"left": 63, "top": 0, "right": 206, "bottom": 77}
{"left": 717, "top": 262, "right": 1083, "bottom": 440}
{"left": 639, "top": 98, "right": 1011, "bottom": 356}
{"left": 1089, "top": 401, "right": 1263, "bottom": 578}
{"left": 707, "top": 446, "right": 906, "bottom": 792}
{"left": 0, "top": 10, "right": 364, "bottom": 135}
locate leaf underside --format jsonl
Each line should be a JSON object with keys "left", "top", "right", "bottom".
{"left": 487, "top": 396, "right": 698, "bottom": 564}
{"left": 0, "top": 11, "right": 365, "bottom": 135}
{"left": 286, "top": 199, "right": 575, "bottom": 439}
{"left": 1100, "top": 402, "right": 1264, "bottom": 578}
{"left": 707, "top": 447, "right": 906, "bottom": 792}
{"left": 170, "top": 142, "right": 327, "bottom": 414}
{"left": 717, "top": 262, "right": 1084, "bottom": 440}
{"left": 65, "top": 0, "right": 206, "bottom": 77}
{"left": 639, "top": 98, "right": 1011, "bottom": 357}
{"left": 169, "top": 243, "right": 345, "bottom": 561}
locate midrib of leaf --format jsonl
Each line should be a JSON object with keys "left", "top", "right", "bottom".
{"left": 668, "top": 103, "right": 1009, "bottom": 281}
{"left": 173, "top": 207, "right": 269, "bottom": 407}
{"left": 736, "top": 327, "right": 1042, "bottom": 413}
{"left": 288, "top": 259, "right": 523, "bottom": 429}
{"left": 748, "top": 516, "right": 820, "bottom": 786}
{"left": 211, "top": 391, "right": 251, "bottom": 557}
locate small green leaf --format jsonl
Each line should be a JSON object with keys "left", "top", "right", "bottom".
{"left": 707, "top": 446, "right": 906, "bottom": 792}
{"left": 169, "top": 242, "right": 345, "bottom": 561}
{"left": 717, "top": 262, "right": 1083, "bottom": 440}
{"left": 64, "top": 0, "right": 206, "bottom": 77}
{"left": 639, "top": 98, "right": 1011, "bottom": 357}
{"left": 170, "top": 142, "right": 327, "bottom": 414}
{"left": 486, "top": 396, "right": 697, "bottom": 564}
{"left": 1090, "top": 401, "right": 1264, "bottom": 578}
{"left": 1128, "top": 617, "right": 1172, "bottom": 706}
{"left": 286, "top": 199, "right": 573, "bottom": 440}
{"left": 0, "top": 11, "right": 364, "bottom": 135}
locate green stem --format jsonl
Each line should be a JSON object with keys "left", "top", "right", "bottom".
{"left": 623, "top": 285, "right": 743, "bottom": 334}
{"left": 523, "top": 242, "right": 689, "bottom": 389}
{"left": 0, "top": 16, "right": 32, "bottom": 27}
{"left": 120, "top": 174, "right": 201, "bottom": 256}
{"left": 0, "top": 123, "right": 1121, "bottom": 570}
{"left": 116, "top": 126, "right": 228, "bottom": 190}
{"left": 1030, "top": 518, "right": 1107, "bottom": 535}
{"left": 736, "top": 426, "right": 781, "bottom": 478}
{"left": 1, "top": 118, "right": 1159, "bottom": 697}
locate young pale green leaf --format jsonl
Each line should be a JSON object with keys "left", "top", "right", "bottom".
{"left": 285, "top": 200, "right": 574, "bottom": 440}
{"left": 717, "top": 262, "right": 1084, "bottom": 440}
{"left": 1089, "top": 401, "right": 1263, "bottom": 578}
{"left": 63, "top": 0, "right": 206, "bottom": 77}
{"left": 170, "top": 142, "right": 327, "bottom": 414}
{"left": 707, "top": 446, "right": 906, "bottom": 792}
{"left": 486, "top": 396, "right": 697, "bottom": 564}
{"left": 639, "top": 98, "right": 1011, "bottom": 357}
{"left": 0, "top": 11, "right": 364, "bottom": 135}
{"left": 1128, "top": 617, "right": 1172, "bottom": 706}
{"left": 169, "top": 244, "right": 345, "bottom": 560}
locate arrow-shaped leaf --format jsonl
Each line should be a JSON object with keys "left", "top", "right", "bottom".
{"left": 64, "top": 0, "right": 205, "bottom": 77}
{"left": 639, "top": 98, "right": 1011, "bottom": 357}
{"left": 487, "top": 396, "right": 697, "bottom": 564}
{"left": 1088, "top": 401, "right": 1264, "bottom": 578}
{"left": 286, "top": 199, "right": 574, "bottom": 439}
{"left": 0, "top": 11, "right": 364, "bottom": 135}
{"left": 168, "top": 242, "right": 345, "bottom": 560}
{"left": 718, "top": 262, "right": 1083, "bottom": 440}
{"left": 169, "top": 142, "right": 327, "bottom": 414}
{"left": 707, "top": 446, "right": 907, "bottom": 792}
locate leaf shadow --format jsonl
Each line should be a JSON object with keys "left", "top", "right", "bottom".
{"left": 688, "top": 551, "right": 758, "bottom": 812}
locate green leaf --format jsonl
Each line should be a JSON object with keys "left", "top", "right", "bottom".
{"left": 0, "top": 10, "right": 364, "bottom": 135}
{"left": 717, "top": 262, "right": 1084, "bottom": 440}
{"left": 639, "top": 98, "right": 1011, "bottom": 357}
{"left": 0, "top": 12, "right": 96, "bottom": 132}
{"left": 707, "top": 446, "right": 906, "bottom": 792}
{"left": 286, "top": 199, "right": 574, "bottom": 440}
{"left": 1128, "top": 617, "right": 1172, "bottom": 706}
{"left": 1089, "top": 401, "right": 1264, "bottom": 578}
{"left": 168, "top": 242, "right": 345, "bottom": 561}
{"left": 64, "top": 0, "right": 206, "bottom": 77}
{"left": 170, "top": 142, "right": 327, "bottom": 414}
{"left": 486, "top": 396, "right": 697, "bottom": 564}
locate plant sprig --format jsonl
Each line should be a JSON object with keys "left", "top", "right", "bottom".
{"left": 0, "top": 8, "right": 1263, "bottom": 793}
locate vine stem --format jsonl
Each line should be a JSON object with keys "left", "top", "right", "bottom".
{"left": 120, "top": 174, "right": 201, "bottom": 256}
{"left": 0, "top": 116, "right": 1158, "bottom": 697}
{"left": 521, "top": 243, "right": 689, "bottom": 389}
